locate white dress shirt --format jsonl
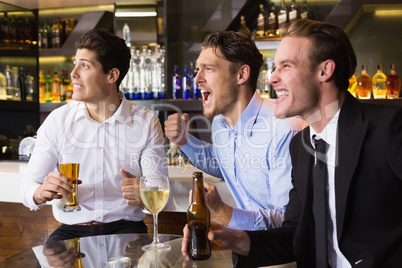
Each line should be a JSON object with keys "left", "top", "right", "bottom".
{"left": 310, "top": 109, "right": 351, "bottom": 268}
{"left": 20, "top": 97, "right": 168, "bottom": 224}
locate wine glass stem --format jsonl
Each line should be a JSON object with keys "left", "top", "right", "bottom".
{"left": 153, "top": 213, "right": 160, "bottom": 244}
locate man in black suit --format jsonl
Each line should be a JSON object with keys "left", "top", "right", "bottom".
{"left": 181, "top": 19, "right": 402, "bottom": 267}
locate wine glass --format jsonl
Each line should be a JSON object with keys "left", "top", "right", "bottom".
{"left": 140, "top": 175, "right": 171, "bottom": 251}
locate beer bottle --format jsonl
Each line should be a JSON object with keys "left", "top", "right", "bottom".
{"left": 187, "top": 172, "right": 211, "bottom": 260}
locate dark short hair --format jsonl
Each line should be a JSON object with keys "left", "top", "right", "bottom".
{"left": 281, "top": 19, "right": 357, "bottom": 91}
{"left": 75, "top": 29, "right": 130, "bottom": 89}
{"left": 202, "top": 31, "right": 264, "bottom": 91}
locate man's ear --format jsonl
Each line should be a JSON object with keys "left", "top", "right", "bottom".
{"left": 238, "top": 64, "right": 250, "bottom": 85}
{"left": 318, "top": 60, "right": 335, "bottom": 82}
{"left": 109, "top": 68, "right": 120, "bottom": 84}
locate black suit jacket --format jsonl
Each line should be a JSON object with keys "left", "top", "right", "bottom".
{"left": 244, "top": 92, "right": 402, "bottom": 267}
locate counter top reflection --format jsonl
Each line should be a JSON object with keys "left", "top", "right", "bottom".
{"left": 0, "top": 233, "right": 237, "bottom": 268}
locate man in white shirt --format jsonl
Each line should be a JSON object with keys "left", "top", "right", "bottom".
{"left": 20, "top": 29, "right": 167, "bottom": 242}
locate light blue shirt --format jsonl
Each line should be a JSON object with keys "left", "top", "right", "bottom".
{"left": 181, "top": 93, "right": 304, "bottom": 230}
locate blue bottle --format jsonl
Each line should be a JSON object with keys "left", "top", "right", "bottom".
{"left": 192, "top": 68, "right": 200, "bottom": 99}
{"left": 172, "top": 65, "right": 181, "bottom": 99}
{"left": 182, "top": 65, "right": 191, "bottom": 99}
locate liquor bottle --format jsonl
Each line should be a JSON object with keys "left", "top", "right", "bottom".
{"left": 267, "top": 2, "right": 278, "bottom": 38}
{"left": 187, "top": 172, "right": 211, "bottom": 260}
{"left": 192, "top": 66, "right": 201, "bottom": 99}
{"left": 51, "top": 18, "right": 63, "bottom": 48}
{"left": 356, "top": 64, "right": 372, "bottom": 99}
{"left": 25, "top": 72, "right": 34, "bottom": 101}
{"left": 18, "top": 67, "right": 26, "bottom": 101}
{"left": 8, "top": 15, "right": 17, "bottom": 45}
{"left": 60, "top": 69, "right": 69, "bottom": 101}
{"left": 386, "top": 64, "right": 401, "bottom": 99}
{"left": 238, "top": 15, "right": 251, "bottom": 38}
{"left": 4, "top": 65, "right": 13, "bottom": 99}
{"left": 24, "top": 17, "right": 33, "bottom": 46}
{"left": 347, "top": 74, "right": 357, "bottom": 98}
{"left": 0, "top": 66, "right": 6, "bottom": 100}
{"left": 182, "top": 65, "right": 191, "bottom": 99}
{"left": 277, "top": 0, "right": 288, "bottom": 37}
{"left": 300, "top": 0, "right": 311, "bottom": 19}
{"left": 45, "top": 69, "right": 53, "bottom": 102}
{"left": 146, "top": 48, "right": 154, "bottom": 99}
{"left": 16, "top": 17, "right": 25, "bottom": 45}
{"left": 37, "top": 27, "right": 43, "bottom": 49}
{"left": 11, "top": 66, "right": 19, "bottom": 99}
{"left": 372, "top": 64, "right": 387, "bottom": 99}
{"left": 172, "top": 65, "right": 181, "bottom": 99}
{"left": 52, "top": 69, "right": 61, "bottom": 101}
{"left": 267, "top": 61, "right": 277, "bottom": 99}
{"left": 256, "top": 4, "right": 267, "bottom": 39}
{"left": 64, "top": 70, "right": 74, "bottom": 101}
{"left": 42, "top": 19, "right": 51, "bottom": 49}
{"left": 166, "top": 142, "right": 180, "bottom": 166}
{"left": 258, "top": 62, "right": 269, "bottom": 96}
{"left": 64, "top": 18, "right": 74, "bottom": 40}
{"left": 1, "top": 12, "right": 10, "bottom": 44}
{"left": 289, "top": 0, "right": 298, "bottom": 23}
{"left": 123, "top": 23, "right": 131, "bottom": 47}
{"left": 132, "top": 49, "right": 142, "bottom": 99}
{"left": 39, "top": 70, "right": 46, "bottom": 102}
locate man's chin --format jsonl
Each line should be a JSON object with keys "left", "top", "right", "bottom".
{"left": 202, "top": 109, "right": 215, "bottom": 119}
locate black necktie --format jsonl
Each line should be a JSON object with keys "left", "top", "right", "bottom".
{"left": 313, "top": 137, "right": 329, "bottom": 268}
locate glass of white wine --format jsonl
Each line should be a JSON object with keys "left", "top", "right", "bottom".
{"left": 140, "top": 175, "right": 171, "bottom": 251}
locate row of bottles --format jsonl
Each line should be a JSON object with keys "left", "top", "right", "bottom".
{"left": 257, "top": 58, "right": 277, "bottom": 99}
{"left": 172, "top": 64, "right": 201, "bottom": 100}
{"left": 0, "top": 65, "right": 35, "bottom": 101}
{"left": 39, "top": 69, "right": 72, "bottom": 102}
{"left": 349, "top": 64, "right": 401, "bottom": 99}
{"left": 120, "top": 45, "right": 166, "bottom": 100}
{"left": 38, "top": 17, "right": 76, "bottom": 49}
{"left": 239, "top": 0, "right": 311, "bottom": 40}
{"left": 0, "top": 12, "right": 35, "bottom": 49}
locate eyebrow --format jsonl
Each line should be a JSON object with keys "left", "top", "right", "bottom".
{"left": 196, "top": 62, "right": 217, "bottom": 68}
{"left": 73, "top": 58, "right": 95, "bottom": 64}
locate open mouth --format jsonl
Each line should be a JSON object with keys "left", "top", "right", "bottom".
{"left": 201, "top": 89, "right": 212, "bottom": 105}
{"left": 73, "top": 84, "right": 85, "bottom": 90}
{"left": 276, "top": 90, "right": 289, "bottom": 103}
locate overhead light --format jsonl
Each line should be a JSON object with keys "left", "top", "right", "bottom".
{"left": 375, "top": 10, "right": 402, "bottom": 16}
{"left": 115, "top": 11, "right": 157, "bottom": 17}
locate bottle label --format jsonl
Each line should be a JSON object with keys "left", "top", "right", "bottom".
{"left": 289, "top": 10, "right": 297, "bottom": 21}
{"left": 278, "top": 14, "right": 287, "bottom": 24}
{"left": 301, "top": 11, "right": 308, "bottom": 19}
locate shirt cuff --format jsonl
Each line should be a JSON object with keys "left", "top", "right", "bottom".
{"left": 227, "top": 207, "right": 256, "bottom": 230}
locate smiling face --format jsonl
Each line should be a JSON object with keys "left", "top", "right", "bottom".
{"left": 270, "top": 36, "right": 321, "bottom": 120}
{"left": 70, "top": 49, "right": 115, "bottom": 105}
{"left": 195, "top": 47, "right": 239, "bottom": 119}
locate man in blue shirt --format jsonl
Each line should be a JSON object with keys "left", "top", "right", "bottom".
{"left": 165, "top": 31, "right": 303, "bottom": 230}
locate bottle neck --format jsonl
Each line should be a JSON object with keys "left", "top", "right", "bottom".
{"left": 191, "top": 177, "right": 206, "bottom": 204}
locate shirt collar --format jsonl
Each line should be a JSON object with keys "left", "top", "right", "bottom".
{"left": 309, "top": 108, "right": 340, "bottom": 149}
{"left": 71, "top": 91, "right": 131, "bottom": 125}
{"left": 216, "top": 91, "right": 263, "bottom": 136}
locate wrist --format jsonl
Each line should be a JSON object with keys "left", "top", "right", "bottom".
{"left": 211, "top": 203, "right": 233, "bottom": 226}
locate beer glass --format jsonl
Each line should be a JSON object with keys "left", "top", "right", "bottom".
{"left": 139, "top": 175, "right": 170, "bottom": 251}
{"left": 59, "top": 153, "right": 81, "bottom": 212}
{"left": 66, "top": 238, "right": 83, "bottom": 268}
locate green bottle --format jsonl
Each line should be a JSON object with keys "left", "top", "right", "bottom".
{"left": 45, "top": 69, "right": 53, "bottom": 102}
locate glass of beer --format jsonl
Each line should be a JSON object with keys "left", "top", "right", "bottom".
{"left": 139, "top": 175, "right": 170, "bottom": 251}
{"left": 66, "top": 238, "right": 83, "bottom": 268}
{"left": 59, "top": 153, "right": 81, "bottom": 212}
